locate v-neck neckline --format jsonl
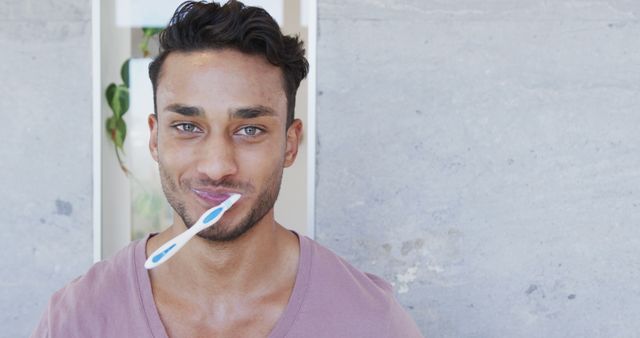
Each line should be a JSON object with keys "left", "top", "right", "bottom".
{"left": 133, "top": 232, "right": 312, "bottom": 338}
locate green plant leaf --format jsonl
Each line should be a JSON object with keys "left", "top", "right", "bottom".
{"left": 117, "top": 85, "right": 130, "bottom": 116}
{"left": 140, "top": 27, "right": 163, "bottom": 57}
{"left": 140, "top": 40, "right": 149, "bottom": 57}
{"left": 107, "top": 85, "right": 130, "bottom": 118}
{"left": 121, "top": 59, "right": 130, "bottom": 87}
{"left": 142, "top": 27, "right": 163, "bottom": 37}
{"left": 106, "top": 83, "right": 116, "bottom": 109}
{"left": 105, "top": 116, "right": 114, "bottom": 132}
{"left": 105, "top": 116, "right": 114, "bottom": 142}
{"left": 114, "top": 118, "right": 127, "bottom": 149}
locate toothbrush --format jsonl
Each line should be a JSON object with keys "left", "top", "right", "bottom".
{"left": 144, "top": 193, "right": 241, "bottom": 269}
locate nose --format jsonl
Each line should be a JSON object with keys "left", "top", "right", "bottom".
{"left": 195, "top": 134, "right": 238, "bottom": 182}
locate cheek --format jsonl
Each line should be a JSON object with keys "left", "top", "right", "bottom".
{"left": 157, "top": 137, "right": 196, "bottom": 172}
{"left": 236, "top": 142, "right": 285, "bottom": 178}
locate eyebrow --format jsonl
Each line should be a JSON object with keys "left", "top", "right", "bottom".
{"left": 163, "top": 104, "right": 277, "bottom": 119}
{"left": 164, "top": 104, "right": 204, "bottom": 117}
{"left": 230, "top": 105, "right": 277, "bottom": 119}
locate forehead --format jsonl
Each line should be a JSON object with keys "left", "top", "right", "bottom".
{"left": 156, "top": 49, "right": 286, "bottom": 117}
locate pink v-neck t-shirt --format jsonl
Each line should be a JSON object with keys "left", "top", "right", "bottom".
{"left": 32, "top": 234, "right": 423, "bottom": 337}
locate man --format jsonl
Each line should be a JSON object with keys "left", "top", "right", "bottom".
{"left": 32, "top": 1, "right": 423, "bottom": 337}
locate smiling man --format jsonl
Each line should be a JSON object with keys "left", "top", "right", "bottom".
{"left": 32, "top": 1, "right": 423, "bottom": 337}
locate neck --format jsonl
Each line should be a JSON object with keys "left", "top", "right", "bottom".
{"left": 146, "top": 209, "right": 299, "bottom": 304}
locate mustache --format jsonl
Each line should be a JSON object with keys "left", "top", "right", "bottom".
{"left": 186, "top": 177, "right": 254, "bottom": 193}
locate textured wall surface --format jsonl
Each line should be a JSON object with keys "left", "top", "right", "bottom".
{"left": 0, "top": 1, "right": 93, "bottom": 336}
{"left": 316, "top": 1, "right": 640, "bottom": 337}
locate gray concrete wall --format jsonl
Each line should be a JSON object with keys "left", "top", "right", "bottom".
{"left": 0, "top": 1, "right": 93, "bottom": 337}
{"left": 316, "top": 1, "right": 640, "bottom": 337}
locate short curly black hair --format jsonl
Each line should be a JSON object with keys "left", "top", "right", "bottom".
{"left": 148, "top": 0, "right": 309, "bottom": 127}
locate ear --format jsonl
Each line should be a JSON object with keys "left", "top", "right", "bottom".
{"left": 148, "top": 114, "right": 159, "bottom": 162}
{"left": 284, "top": 119, "right": 303, "bottom": 168}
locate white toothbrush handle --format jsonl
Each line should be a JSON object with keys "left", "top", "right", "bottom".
{"left": 144, "top": 227, "right": 198, "bottom": 269}
{"left": 144, "top": 194, "right": 241, "bottom": 270}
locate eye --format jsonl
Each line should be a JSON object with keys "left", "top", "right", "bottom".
{"left": 174, "top": 123, "right": 202, "bottom": 133}
{"left": 236, "top": 126, "right": 264, "bottom": 136}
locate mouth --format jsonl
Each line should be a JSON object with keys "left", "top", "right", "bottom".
{"left": 192, "top": 188, "right": 241, "bottom": 207}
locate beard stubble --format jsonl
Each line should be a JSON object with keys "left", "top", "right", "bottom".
{"left": 158, "top": 161, "right": 283, "bottom": 242}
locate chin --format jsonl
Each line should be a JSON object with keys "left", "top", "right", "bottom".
{"left": 195, "top": 217, "right": 258, "bottom": 242}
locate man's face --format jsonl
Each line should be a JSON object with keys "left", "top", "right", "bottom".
{"left": 148, "top": 49, "right": 301, "bottom": 241}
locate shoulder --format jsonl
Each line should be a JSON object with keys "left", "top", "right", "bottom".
{"left": 295, "top": 236, "right": 423, "bottom": 337}
{"left": 305, "top": 236, "right": 394, "bottom": 299}
{"left": 31, "top": 239, "right": 143, "bottom": 337}
{"left": 54, "top": 239, "right": 139, "bottom": 303}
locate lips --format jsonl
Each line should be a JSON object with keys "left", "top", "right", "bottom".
{"left": 192, "top": 188, "right": 239, "bottom": 206}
